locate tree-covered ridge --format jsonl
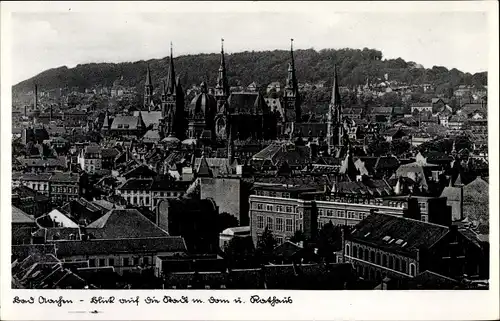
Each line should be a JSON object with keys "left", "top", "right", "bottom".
{"left": 13, "top": 48, "right": 487, "bottom": 95}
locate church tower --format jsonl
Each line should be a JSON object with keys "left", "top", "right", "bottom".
{"left": 282, "top": 39, "right": 301, "bottom": 136}
{"left": 162, "top": 43, "right": 186, "bottom": 138}
{"left": 327, "top": 64, "right": 343, "bottom": 155}
{"left": 214, "top": 38, "right": 230, "bottom": 141}
{"left": 144, "top": 64, "right": 154, "bottom": 111}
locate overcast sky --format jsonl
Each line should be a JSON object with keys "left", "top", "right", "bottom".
{"left": 9, "top": 3, "right": 490, "bottom": 84}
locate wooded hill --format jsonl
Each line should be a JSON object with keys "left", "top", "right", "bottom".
{"left": 13, "top": 48, "right": 487, "bottom": 97}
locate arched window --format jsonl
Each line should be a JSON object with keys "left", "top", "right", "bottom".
{"left": 364, "top": 249, "right": 369, "bottom": 261}
{"left": 389, "top": 256, "right": 394, "bottom": 269}
{"left": 345, "top": 244, "right": 351, "bottom": 256}
{"left": 410, "top": 263, "right": 416, "bottom": 277}
{"left": 352, "top": 245, "right": 357, "bottom": 258}
{"left": 376, "top": 253, "right": 381, "bottom": 265}
{"left": 370, "top": 251, "right": 375, "bottom": 263}
{"left": 382, "top": 254, "right": 388, "bottom": 267}
{"left": 358, "top": 247, "right": 363, "bottom": 259}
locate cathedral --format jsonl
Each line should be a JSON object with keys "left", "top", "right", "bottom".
{"left": 139, "top": 39, "right": 346, "bottom": 157}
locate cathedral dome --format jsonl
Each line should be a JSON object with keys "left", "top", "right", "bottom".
{"left": 189, "top": 82, "right": 217, "bottom": 119}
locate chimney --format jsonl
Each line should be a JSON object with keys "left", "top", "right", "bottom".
{"left": 34, "top": 84, "right": 38, "bottom": 110}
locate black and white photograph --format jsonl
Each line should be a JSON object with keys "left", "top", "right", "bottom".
{"left": 1, "top": 1, "right": 499, "bottom": 319}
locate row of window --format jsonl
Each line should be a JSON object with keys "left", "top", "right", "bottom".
{"left": 53, "top": 186, "right": 79, "bottom": 194}
{"left": 256, "top": 215, "right": 295, "bottom": 232}
{"left": 318, "top": 209, "right": 368, "bottom": 220}
{"left": 255, "top": 203, "right": 296, "bottom": 213}
{"left": 123, "top": 190, "right": 182, "bottom": 197}
{"left": 254, "top": 191, "right": 291, "bottom": 198}
{"left": 346, "top": 244, "right": 416, "bottom": 277}
{"left": 87, "top": 256, "right": 150, "bottom": 268}
{"left": 153, "top": 191, "right": 182, "bottom": 197}
{"left": 126, "top": 196, "right": 150, "bottom": 206}
{"left": 28, "top": 183, "right": 78, "bottom": 195}
{"left": 28, "top": 183, "right": 48, "bottom": 191}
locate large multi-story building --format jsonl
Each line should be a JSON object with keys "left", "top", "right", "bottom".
{"left": 17, "top": 172, "right": 81, "bottom": 205}
{"left": 248, "top": 181, "right": 454, "bottom": 248}
{"left": 77, "top": 144, "right": 102, "bottom": 174}
{"left": 342, "top": 212, "right": 487, "bottom": 286}
{"left": 116, "top": 177, "right": 190, "bottom": 211}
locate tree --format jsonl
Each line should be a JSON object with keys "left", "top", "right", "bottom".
{"left": 224, "top": 236, "right": 256, "bottom": 268}
{"left": 256, "top": 226, "right": 277, "bottom": 258}
{"left": 390, "top": 139, "right": 411, "bottom": 155}
{"left": 380, "top": 92, "right": 402, "bottom": 107}
{"left": 367, "top": 139, "right": 391, "bottom": 156}
{"left": 289, "top": 230, "right": 305, "bottom": 244}
{"left": 217, "top": 212, "right": 239, "bottom": 233}
{"left": 316, "top": 222, "right": 342, "bottom": 263}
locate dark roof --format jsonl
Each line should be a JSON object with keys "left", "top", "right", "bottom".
{"left": 374, "top": 156, "right": 400, "bottom": 170}
{"left": 20, "top": 156, "right": 67, "bottom": 168}
{"left": 86, "top": 209, "right": 168, "bottom": 239}
{"left": 133, "top": 111, "right": 162, "bottom": 127}
{"left": 12, "top": 244, "right": 57, "bottom": 261}
{"left": 19, "top": 173, "right": 52, "bottom": 181}
{"left": 110, "top": 115, "right": 144, "bottom": 130}
{"left": 12, "top": 185, "right": 50, "bottom": 202}
{"left": 101, "top": 147, "right": 120, "bottom": 159}
{"left": 350, "top": 213, "right": 449, "bottom": 258}
{"left": 84, "top": 145, "right": 101, "bottom": 155}
{"left": 228, "top": 92, "right": 269, "bottom": 114}
{"left": 409, "top": 270, "right": 460, "bottom": 289}
{"left": 49, "top": 172, "right": 79, "bottom": 183}
{"left": 55, "top": 236, "right": 187, "bottom": 257}
{"left": 118, "top": 178, "right": 153, "bottom": 190}
{"left": 123, "top": 164, "right": 158, "bottom": 179}
{"left": 273, "top": 241, "right": 302, "bottom": 258}
{"left": 370, "top": 107, "right": 393, "bottom": 115}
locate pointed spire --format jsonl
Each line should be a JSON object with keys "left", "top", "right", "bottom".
{"left": 216, "top": 37, "right": 229, "bottom": 97}
{"left": 165, "top": 42, "right": 176, "bottom": 95}
{"left": 340, "top": 151, "right": 358, "bottom": 182}
{"left": 331, "top": 64, "right": 341, "bottom": 107}
{"left": 145, "top": 64, "right": 152, "bottom": 86}
{"left": 286, "top": 38, "right": 298, "bottom": 90}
